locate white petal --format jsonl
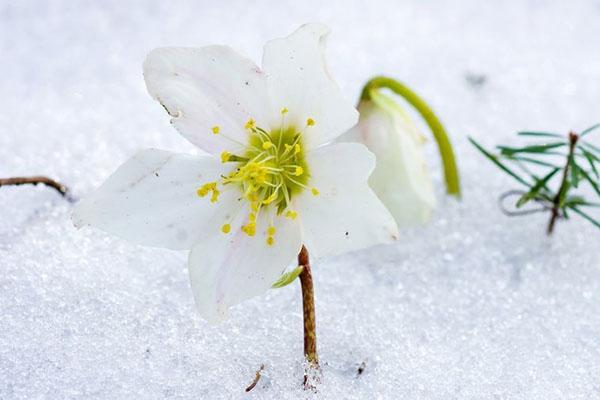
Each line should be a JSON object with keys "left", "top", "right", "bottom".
{"left": 144, "top": 46, "right": 270, "bottom": 154}
{"left": 341, "top": 91, "right": 437, "bottom": 225}
{"left": 73, "top": 149, "right": 239, "bottom": 250}
{"left": 188, "top": 212, "right": 302, "bottom": 323}
{"left": 295, "top": 143, "right": 398, "bottom": 258}
{"left": 262, "top": 23, "right": 358, "bottom": 149}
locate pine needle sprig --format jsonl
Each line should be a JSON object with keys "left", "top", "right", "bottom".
{"left": 469, "top": 124, "right": 600, "bottom": 234}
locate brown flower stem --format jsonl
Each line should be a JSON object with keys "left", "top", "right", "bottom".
{"left": 0, "top": 176, "right": 69, "bottom": 198}
{"left": 547, "top": 132, "right": 579, "bottom": 235}
{"left": 298, "top": 245, "right": 320, "bottom": 388}
{"left": 298, "top": 246, "right": 318, "bottom": 365}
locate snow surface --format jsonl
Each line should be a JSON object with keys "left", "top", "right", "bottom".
{"left": 1, "top": 1, "right": 600, "bottom": 398}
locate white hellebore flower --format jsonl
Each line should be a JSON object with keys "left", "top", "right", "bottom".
{"left": 340, "top": 89, "right": 437, "bottom": 226}
{"left": 73, "top": 24, "right": 398, "bottom": 323}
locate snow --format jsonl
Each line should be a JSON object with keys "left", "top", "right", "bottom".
{"left": 1, "top": 0, "right": 600, "bottom": 398}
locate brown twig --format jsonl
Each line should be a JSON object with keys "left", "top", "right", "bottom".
{"left": 0, "top": 176, "right": 70, "bottom": 199}
{"left": 244, "top": 364, "right": 265, "bottom": 392}
{"left": 547, "top": 132, "right": 578, "bottom": 235}
{"left": 298, "top": 245, "right": 321, "bottom": 389}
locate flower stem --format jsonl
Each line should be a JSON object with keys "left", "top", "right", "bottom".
{"left": 297, "top": 245, "right": 320, "bottom": 389}
{"left": 360, "top": 76, "right": 461, "bottom": 197}
{"left": 298, "top": 245, "right": 318, "bottom": 366}
{"left": 0, "top": 176, "right": 70, "bottom": 198}
{"left": 547, "top": 132, "right": 578, "bottom": 235}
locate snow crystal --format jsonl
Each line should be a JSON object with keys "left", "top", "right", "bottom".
{"left": 1, "top": 0, "right": 599, "bottom": 398}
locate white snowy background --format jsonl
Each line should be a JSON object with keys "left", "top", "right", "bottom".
{"left": 1, "top": 1, "right": 600, "bottom": 398}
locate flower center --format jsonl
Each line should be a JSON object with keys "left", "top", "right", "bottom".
{"left": 196, "top": 109, "right": 318, "bottom": 245}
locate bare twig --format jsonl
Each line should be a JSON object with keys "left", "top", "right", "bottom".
{"left": 0, "top": 176, "right": 70, "bottom": 200}
{"left": 245, "top": 364, "right": 265, "bottom": 392}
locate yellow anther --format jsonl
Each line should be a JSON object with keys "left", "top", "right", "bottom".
{"left": 249, "top": 213, "right": 256, "bottom": 222}
{"left": 281, "top": 107, "right": 289, "bottom": 115}
{"left": 294, "top": 144, "right": 301, "bottom": 154}
{"left": 267, "top": 226, "right": 276, "bottom": 236}
{"left": 220, "top": 151, "right": 231, "bottom": 163}
{"left": 197, "top": 182, "right": 217, "bottom": 198}
{"left": 242, "top": 223, "right": 256, "bottom": 237}
{"left": 306, "top": 118, "right": 315, "bottom": 126}
{"left": 284, "top": 143, "right": 292, "bottom": 151}
{"left": 212, "top": 126, "right": 220, "bottom": 134}
{"left": 311, "top": 187, "right": 319, "bottom": 196}
{"left": 262, "top": 141, "right": 274, "bottom": 150}
{"left": 285, "top": 210, "right": 298, "bottom": 220}
{"left": 266, "top": 236, "right": 275, "bottom": 246}
{"left": 245, "top": 119, "right": 255, "bottom": 129}
{"left": 221, "top": 223, "right": 231, "bottom": 234}
{"left": 210, "top": 189, "right": 220, "bottom": 203}
{"left": 294, "top": 166, "right": 304, "bottom": 176}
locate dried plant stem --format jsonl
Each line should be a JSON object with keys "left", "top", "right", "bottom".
{"left": 0, "top": 176, "right": 69, "bottom": 198}
{"left": 244, "top": 364, "right": 264, "bottom": 392}
{"left": 547, "top": 132, "right": 579, "bottom": 235}
{"left": 298, "top": 245, "right": 320, "bottom": 389}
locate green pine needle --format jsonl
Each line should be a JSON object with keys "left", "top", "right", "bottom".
{"left": 580, "top": 123, "right": 600, "bottom": 137}
{"left": 469, "top": 137, "right": 530, "bottom": 186}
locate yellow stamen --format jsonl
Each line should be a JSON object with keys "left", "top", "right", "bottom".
{"left": 242, "top": 223, "right": 256, "bottom": 236}
{"left": 197, "top": 182, "right": 217, "bottom": 197}
{"left": 220, "top": 151, "right": 231, "bottom": 163}
{"left": 210, "top": 189, "right": 220, "bottom": 203}
{"left": 262, "top": 192, "right": 278, "bottom": 205}
{"left": 285, "top": 210, "right": 298, "bottom": 220}
{"left": 200, "top": 109, "right": 314, "bottom": 245}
